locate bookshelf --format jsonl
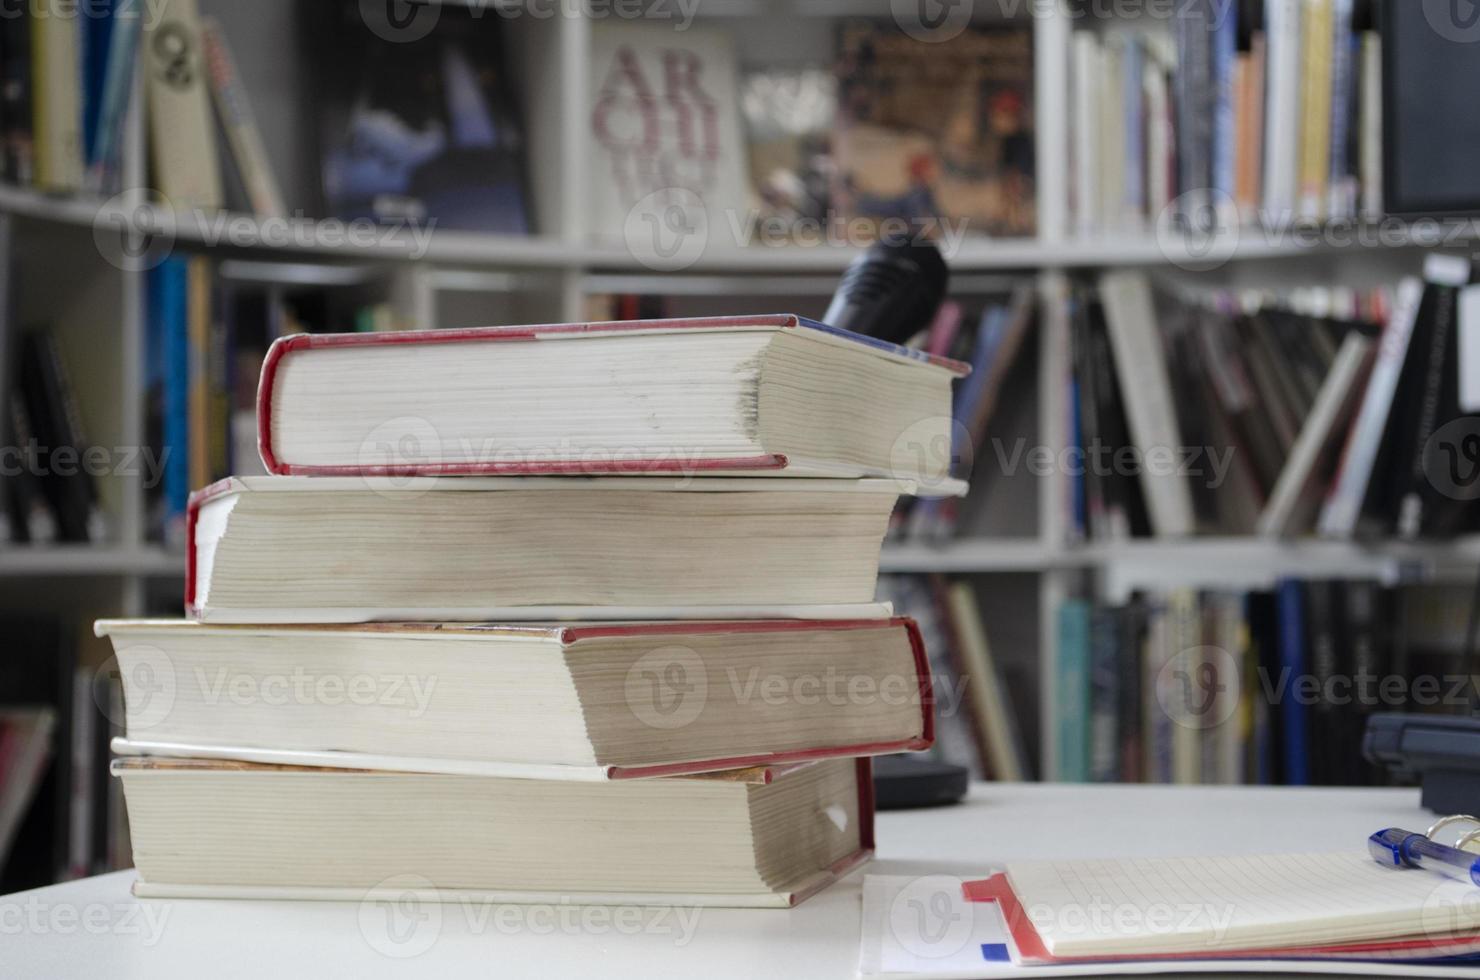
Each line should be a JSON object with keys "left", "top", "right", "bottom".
{"left": 4, "top": 0, "right": 1478, "bottom": 793}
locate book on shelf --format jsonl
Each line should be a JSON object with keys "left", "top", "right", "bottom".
{"left": 29, "top": 2, "right": 83, "bottom": 193}
{"left": 1070, "top": 0, "right": 1382, "bottom": 233}
{"left": 97, "top": 618, "right": 931, "bottom": 779}
{"left": 1058, "top": 267, "right": 1480, "bottom": 541}
{"left": 0, "top": 617, "right": 75, "bottom": 893}
{"left": 1051, "top": 577, "right": 1406, "bottom": 787}
{"left": 1320, "top": 253, "right": 1479, "bottom": 540}
{"left": 256, "top": 316, "right": 969, "bottom": 482}
{"left": 834, "top": 23, "right": 1035, "bottom": 238}
{"left": 587, "top": 21, "right": 748, "bottom": 246}
{"left": 145, "top": 0, "right": 222, "bottom": 211}
{"left": 0, "top": 707, "right": 56, "bottom": 874}
{"left": 117, "top": 755, "right": 873, "bottom": 908}
{"left": 199, "top": 18, "right": 285, "bottom": 219}
{"left": 312, "top": 0, "right": 530, "bottom": 234}
{"left": 876, "top": 575, "right": 1032, "bottom": 782}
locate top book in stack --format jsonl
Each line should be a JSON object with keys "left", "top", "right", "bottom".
{"left": 255, "top": 315, "right": 969, "bottom": 484}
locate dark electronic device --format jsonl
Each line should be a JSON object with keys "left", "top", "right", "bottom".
{"left": 822, "top": 239, "right": 950, "bottom": 346}
{"left": 1365, "top": 714, "right": 1480, "bottom": 814}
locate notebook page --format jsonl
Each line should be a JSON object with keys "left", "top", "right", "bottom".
{"left": 1006, "top": 852, "right": 1480, "bottom": 957}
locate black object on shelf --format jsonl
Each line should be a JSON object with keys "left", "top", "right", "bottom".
{"left": 1364, "top": 714, "right": 1480, "bottom": 814}
{"left": 873, "top": 755, "right": 969, "bottom": 810}
{"left": 822, "top": 239, "right": 949, "bottom": 346}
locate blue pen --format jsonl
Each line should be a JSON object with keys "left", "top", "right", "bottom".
{"left": 1369, "top": 827, "right": 1480, "bottom": 886}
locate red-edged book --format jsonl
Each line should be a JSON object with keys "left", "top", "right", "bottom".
{"left": 118, "top": 755, "right": 874, "bottom": 907}
{"left": 255, "top": 315, "right": 969, "bottom": 487}
{"left": 98, "top": 618, "right": 932, "bottom": 780}
{"left": 182, "top": 475, "right": 906, "bottom": 624}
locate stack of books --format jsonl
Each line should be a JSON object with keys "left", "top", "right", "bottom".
{"left": 98, "top": 315, "right": 968, "bottom": 907}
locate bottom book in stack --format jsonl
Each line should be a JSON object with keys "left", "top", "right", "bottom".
{"left": 115, "top": 756, "right": 873, "bottom": 908}
{"left": 98, "top": 617, "right": 931, "bottom": 907}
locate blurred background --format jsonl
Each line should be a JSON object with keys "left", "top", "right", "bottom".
{"left": 2, "top": 0, "right": 1480, "bottom": 891}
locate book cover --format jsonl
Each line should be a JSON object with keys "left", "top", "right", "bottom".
{"left": 0, "top": 13, "right": 33, "bottom": 185}
{"left": 313, "top": 1, "right": 529, "bottom": 234}
{"left": 834, "top": 24, "right": 1035, "bottom": 238}
{"left": 1275, "top": 578, "right": 1309, "bottom": 786}
{"left": 30, "top": 5, "right": 84, "bottom": 192}
{"left": 587, "top": 22, "right": 748, "bottom": 247}
{"left": 1055, "top": 599, "right": 1091, "bottom": 783}
{"left": 200, "top": 18, "right": 285, "bottom": 217}
{"left": 144, "top": 0, "right": 222, "bottom": 210}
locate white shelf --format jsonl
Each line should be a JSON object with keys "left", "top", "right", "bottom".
{"left": 0, "top": 546, "right": 183, "bottom": 578}
{"left": 880, "top": 536, "right": 1480, "bottom": 581}
{"left": 10, "top": 180, "right": 1468, "bottom": 276}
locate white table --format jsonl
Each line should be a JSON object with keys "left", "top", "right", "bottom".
{"left": 2, "top": 783, "right": 1435, "bottom": 979}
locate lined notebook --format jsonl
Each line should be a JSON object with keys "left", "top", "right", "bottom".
{"left": 1006, "top": 852, "right": 1480, "bottom": 957}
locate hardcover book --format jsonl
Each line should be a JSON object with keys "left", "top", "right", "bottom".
{"left": 97, "top": 618, "right": 932, "bottom": 779}
{"left": 184, "top": 476, "right": 906, "bottom": 623}
{"left": 255, "top": 315, "right": 969, "bottom": 482}
{"left": 117, "top": 756, "right": 873, "bottom": 908}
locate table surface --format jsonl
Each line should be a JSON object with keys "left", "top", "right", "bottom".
{"left": 2, "top": 782, "right": 1435, "bottom": 979}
